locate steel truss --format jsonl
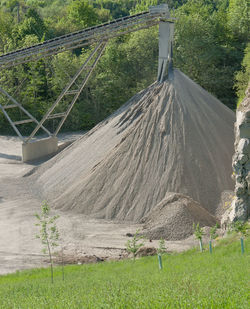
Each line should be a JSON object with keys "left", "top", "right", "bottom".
{"left": 0, "top": 41, "right": 107, "bottom": 143}
{"left": 0, "top": 87, "right": 51, "bottom": 142}
{"left": 26, "top": 41, "right": 107, "bottom": 143}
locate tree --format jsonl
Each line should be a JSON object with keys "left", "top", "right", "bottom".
{"left": 35, "top": 201, "right": 60, "bottom": 283}
{"left": 193, "top": 223, "right": 204, "bottom": 252}
{"left": 131, "top": 0, "right": 158, "bottom": 14}
{"left": 67, "top": 0, "right": 98, "bottom": 30}
{"left": 230, "top": 221, "right": 248, "bottom": 237}
{"left": 16, "top": 7, "right": 47, "bottom": 41}
{"left": 126, "top": 230, "right": 145, "bottom": 261}
{"left": 1, "top": 0, "right": 27, "bottom": 23}
{"left": 174, "top": 0, "right": 241, "bottom": 109}
{"left": 230, "top": 220, "right": 248, "bottom": 254}
{"left": 235, "top": 43, "right": 250, "bottom": 106}
{"left": 157, "top": 238, "right": 166, "bottom": 255}
{"left": 209, "top": 224, "right": 219, "bottom": 253}
{"left": 157, "top": 238, "right": 166, "bottom": 270}
{"left": 0, "top": 10, "right": 13, "bottom": 54}
{"left": 228, "top": 0, "right": 249, "bottom": 42}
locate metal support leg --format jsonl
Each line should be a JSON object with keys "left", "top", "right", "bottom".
{"left": 54, "top": 41, "right": 107, "bottom": 136}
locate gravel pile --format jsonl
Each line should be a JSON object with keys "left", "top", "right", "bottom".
{"left": 29, "top": 69, "right": 235, "bottom": 238}
{"left": 141, "top": 193, "right": 216, "bottom": 240}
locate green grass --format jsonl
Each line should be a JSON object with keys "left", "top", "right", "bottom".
{"left": 0, "top": 236, "right": 249, "bottom": 309}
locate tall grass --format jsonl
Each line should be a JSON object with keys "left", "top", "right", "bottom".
{"left": 0, "top": 235, "right": 249, "bottom": 308}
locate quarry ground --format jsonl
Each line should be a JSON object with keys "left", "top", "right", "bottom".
{"left": 0, "top": 133, "right": 198, "bottom": 275}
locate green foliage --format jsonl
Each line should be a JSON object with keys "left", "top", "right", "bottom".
{"left": 67, "top": 0, "right": 98, "bottom": 30}
{"left": 157, "top": 238, "right": 166, "bottom": 255}
{"left": 228, "top": 0, "right": 250, "bottom": 41}
{"left": 35, "top": 201, "right": 60, "bottom": 283}
{"left": 235, "top": 43, "right": 250, "bottom": 106}
{"left": 174, "top": 0, "right": 245, "bottom": 109}
{"left": 210, "top": 223, "right": 219, "bottom": 240}
{"left": 17, "top": 7, "right": 47, "bottom": 41}
{"left": 193, "top": 223, "right": 204, "bottom": 240}
{"left": 35, "top": 201, "right": 60, "bottom": 252}
{"left": 130, "top": 0, "right": 158, "bottom": 14}
{"left": 193, "top": 223, "right": 205, "bottom": 252}
{"left": 0, "top": 235, "right": 249, "bottom": 308}
{"left": 126, "top": 230, "right": 145, "bottom": 260}
{"left": 230, "top": 220, "right": 249, "bottom": 237}
{"left": 0, "top": 10, "right": 13, "bottom": 53}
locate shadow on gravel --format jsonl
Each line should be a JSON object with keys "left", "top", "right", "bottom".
{"left": 0, "top": 153, "right": 21, "bottom": 161}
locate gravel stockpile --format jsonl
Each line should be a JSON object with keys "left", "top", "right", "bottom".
{"left": 30, "top": 69, "right": 235, "bottom": 231}
{"left": 141, "top": 193, "right": 216, "bottom": 240}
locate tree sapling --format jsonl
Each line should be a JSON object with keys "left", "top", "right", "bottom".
{"left": 230, "top": 220, "right": 248, "bottom": 254}
{"left": 157, "top": 238, "right": 166, "bottom": 270}
{"left": 35, "top": 201, "right": 60, "bottom": 283}
{"left": 126, "top": 230, "right": 144, "bottom": 261}
{"left": 209, "top": 224, "right": 219, "bottom": 253}
{"left": 193, "top": 223, "right": 205, "bottom": 252}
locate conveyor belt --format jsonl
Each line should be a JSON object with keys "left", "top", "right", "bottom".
{"left": 0, "top": 9, "right": 171, "bottom": 69}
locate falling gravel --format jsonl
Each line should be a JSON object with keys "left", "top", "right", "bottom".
{"left": 29, "top": 69, "right": 235, "bottom": 236}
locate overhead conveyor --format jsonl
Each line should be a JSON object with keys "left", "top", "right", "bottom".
{"left": 0, "top": 4, "right": 175, "bottom": 162}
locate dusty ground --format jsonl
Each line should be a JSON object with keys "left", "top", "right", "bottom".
{"left": 0, "top": 133, "right": 199, "bottom": 275}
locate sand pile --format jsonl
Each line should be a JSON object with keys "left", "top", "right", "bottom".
{"left": 29, "top": 69, "right": 235, "bottom": 232}
{"left": 141, "top": 193, "right": 216, "bottom": 240}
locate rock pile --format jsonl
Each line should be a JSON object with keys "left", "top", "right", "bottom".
{"left": 141, "top": 193, "right": 216, "bottom": 240}
{"left": 230, "top": 88, "right": 250, "bottom": 221}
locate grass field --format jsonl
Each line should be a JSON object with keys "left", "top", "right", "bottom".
{"left": 0, "top": 235, "right": 249, "bottom": 309}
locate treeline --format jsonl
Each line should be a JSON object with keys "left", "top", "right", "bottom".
{"left": 0, "top": 0, "right": 249, "bottom": 135}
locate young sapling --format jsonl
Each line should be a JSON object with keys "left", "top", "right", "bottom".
{"left": 230, "top": 220, "right": 248, "bottom": 254}
{"left": 157, "top": 238, "right": 166, "bottom": 270}
{"left": 193, "top": 223, "right": 205, "bottom": 252}
{"left": 126, "top": 230, "right": 144, "bottom": 261}
{"left": 35, "top": 201, "right": 60, "bottom": 283}
{"left": 209, "top": 224, "right": 219, "bottom": 253}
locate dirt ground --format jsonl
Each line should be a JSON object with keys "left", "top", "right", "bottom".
{"left": 0, "top": 133, "right": 199, "bottom": 275}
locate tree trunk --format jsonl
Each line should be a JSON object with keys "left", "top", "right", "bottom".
{"left": 17, "top": 3, "right": 20, "bottom": 24}
{"left": 61, "top": 247, "right": 65, "bottom": 281}
{"left": 209, "top": 240, "right": 212, "bottom": 254}
{"left": 47, "top": 238, "right": 53, "bottom": 284}
{"left": 199, "top": 239, "right": 203, "bottom": 252}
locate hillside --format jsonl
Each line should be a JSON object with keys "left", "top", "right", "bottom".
{"left": 0, "top": 234, "right": 249, "bottom": 308}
